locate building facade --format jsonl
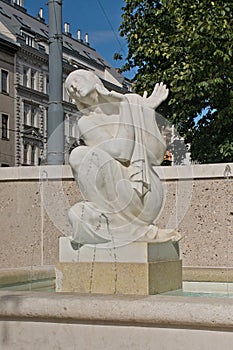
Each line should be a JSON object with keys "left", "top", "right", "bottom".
{"left": 0, "top": 33, "right": 18, "bottom": 166}
{"left": 0, "top": 0, "right": 131, "bottom": 166}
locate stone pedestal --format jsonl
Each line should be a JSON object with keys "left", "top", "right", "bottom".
{"left": 56, "top": 237, "right": 182, "bottom": 295}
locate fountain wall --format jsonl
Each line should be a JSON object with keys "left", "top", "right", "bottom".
{"left": 0, "top": 163, "right": 232, "bottom": 269}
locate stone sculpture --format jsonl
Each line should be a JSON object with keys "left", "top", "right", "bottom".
{"left": 65, "top": 69, "right": 181, "bottom": 248}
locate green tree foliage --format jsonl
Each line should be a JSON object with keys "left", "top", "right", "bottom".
{"left": 119, "top": 0, "right": 233, "bottom": 163}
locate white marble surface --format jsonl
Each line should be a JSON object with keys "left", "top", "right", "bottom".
{"left": 59, "top": 237, "right": 179, "bottom": 263}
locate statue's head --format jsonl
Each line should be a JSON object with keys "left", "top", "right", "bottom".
{"left": 65, "top": 69, "right": 109, "bottom": 108}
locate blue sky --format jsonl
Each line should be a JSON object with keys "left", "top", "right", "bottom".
{"left": 24, "top": 0, "right": 134, "bottom": 78}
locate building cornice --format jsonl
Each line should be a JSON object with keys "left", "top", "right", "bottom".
{"left": 18, "top": 44, "right": 48, "bottom": 64}
{"left": 0, "top": 36, "right": 19, "bottom": 53}
{"left": 16, "top": 84, "right": 49, "bottom": 102}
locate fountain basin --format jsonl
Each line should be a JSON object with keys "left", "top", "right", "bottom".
{"left": 1, "top": 290, "right": 233, "bottom": 350}
{"left": 0, "top": 266, "right": 55, "bottom": 292}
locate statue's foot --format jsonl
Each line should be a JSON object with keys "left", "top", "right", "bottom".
{"left": 155, "top": 228, "right": 182, "bottom": 243}
{"left": 70, "top": 240, "right": 83, "bottom": 251}
{"left": 138, "top": 225, "right": 182, "bottom": 243}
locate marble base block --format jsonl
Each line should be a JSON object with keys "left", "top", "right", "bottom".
{"left": 56, "top": 237, "right": 182, "bottom": 295}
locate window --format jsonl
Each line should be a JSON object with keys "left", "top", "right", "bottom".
{"left": 23, "top": 102, "right": 38, "bottom": 127}
{"left": 23, "top": 67, "right": 29, "bottom": 87}
{"left": 23, "top": 67, "right": 38, "bottom": 89}
{"left": 31, "top": 105, "right": 36, "bottom": 126}
{"left": 40, "top": 29, "right": 48, "bottom": 38}
{"left": 0, "top": 7, "right": 11, "bottom": 19}
{"left": 63, "top": 82, "right": 69, "bottom": 102}
{"left": 46, "top": 76, "right": 49, "bottom": 94}
{"left": 69, "top": 120, "right": 77, "bottom": 138}
{"left": 31, "top": 70, "right": 36, "bottom": 90}
{"left": 2, "top": 114, "right": 9, "bottom": 139}
{"left": 25, "top": 34, "right": 33, "bottom": 47}
{"left": 1, "top": 69, "right": 9, "bottom": 94}
{"left": 31, "top": 145, "right": 35, "bottom": 165}
{"left": 23, "top": 103, "right": 30, "bottom": 125}
{"left": 23, "top": 144, "right": 38, "bottom": 166}
{"left": 64, "top": 41, "right": 74, "bottom": 51}
{"left": 97, "top": 58, "right": 106, "bottom": 66}
{"left": 83, "top": 50, "right": 98, "bottom": 64}
{"left": 23, "top": 143, "right": 28, "bottom": 164}
{"left": 14, "top": 0, "right": 24, "bottom": 5}
{"left": 38, "top": 44, "right": 45, "bottom": 53}
{"left": 15, "top": 16, "right": 30, "bottom": 29}
{"left": 21, "top": 30, "right": 34, "bottom": 47}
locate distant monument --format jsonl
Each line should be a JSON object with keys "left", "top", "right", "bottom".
{"left": 65, "top": 69, "right": 181, "bottom": 248}
{"left": 56, "top": 69, "right": 182, "bottom": 295}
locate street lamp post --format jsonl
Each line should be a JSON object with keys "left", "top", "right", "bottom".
{"left": 47, "top": 0, "right": 64, "bottom": 165}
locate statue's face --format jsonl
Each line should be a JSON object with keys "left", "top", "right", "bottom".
{"left": 71, "top": 75, "right": 95, "bottom": 97}
{"left": 66, "top": 71, "right": 99, "bottom": 106}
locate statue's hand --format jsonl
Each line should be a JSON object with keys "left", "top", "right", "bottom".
{"left": 143, "top": 82, "right": 169, "bottom": 110}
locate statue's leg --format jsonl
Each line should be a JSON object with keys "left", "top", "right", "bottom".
{"left": 68, "top": 202, "right": 111, "bottom": 245}
{"left": 68, "top": 146, "right": 169, "bottom": 245}
{"left": 69, "top": 146, "right": 90, "bottom": 185}
{"left": 69, "top": 145, "right": 129, "bottom": 210}
{"left": 69, "top": 145, "right": 135, "bottom": 244}
{"left": 70, "top": 145, "right": 164, "bottom": 222}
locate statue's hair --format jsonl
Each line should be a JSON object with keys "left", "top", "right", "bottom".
{"left": 65, "top": 69, "right": 104, "bottom": 91}
{"left": 65, "top": 69, "right": 109, "bottom": 95}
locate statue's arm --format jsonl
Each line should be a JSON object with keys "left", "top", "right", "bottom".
{"left": 109, "top": 94, "right": 134, "bottom": 162}
{"left": 96, "top": 92, "right": 135, "bottom": 162}
{"left": 78, "top": 112, "right": 134, "bottom": 163}
{"left": 98, "top": 118, "right": 134, "bottom": 163}
{"left": 100, "top": 138, "right": 134, "bottom": 163}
